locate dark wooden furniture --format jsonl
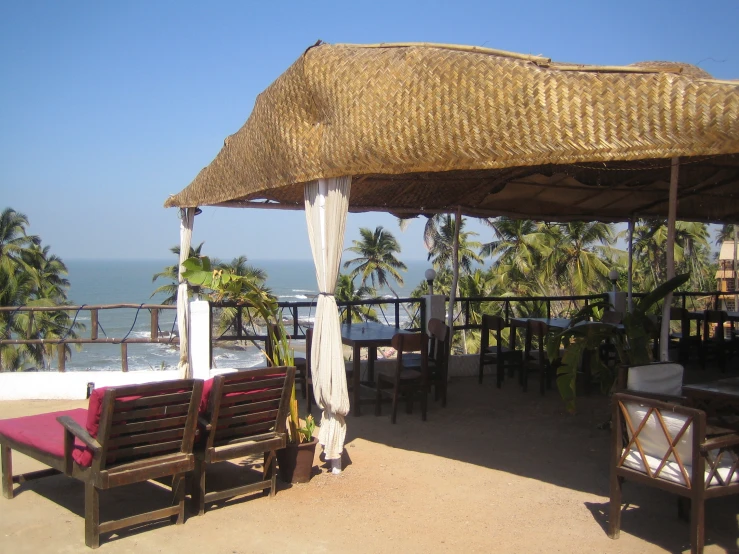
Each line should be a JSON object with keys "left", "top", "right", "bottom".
{"left": 404, "top": 318, "right": 450, "bottom": 406}
{"left": 191, "top": 367, "right": 295, "bottom": 515}
{"left": 701, "top": 310, "right": 734, "bottom": 371}
{"left": 479, "top": 314, "right": 521, "bottom": 388}
{"left": 669, "top": 307, "right": 702, "bottom": 362}
{"left": 375, "top": 333, "right": 429, "bottom": 424}
{"left": 683, "top": 377, "right": 739, "bottom": 430}
{"left": 340, "top": 322, "right": 409, "bottom": 417}
{"left": 266, "top": 322, "right": 308, "bottom": 401}
{"left": 609, "top": 392, "right": 739, "bottom": 554}
{"left": 0, "top": 379, "right": 203, "bottom": 549}
{"left": 520, "top": 320, "right": 552, "bottom": 394}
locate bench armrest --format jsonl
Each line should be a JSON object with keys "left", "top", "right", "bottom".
{"left": 701, "top": 433, "right": 739, "bottom": 453}
{"left": 57, "top": 415, "right": 101, "bottom": 453}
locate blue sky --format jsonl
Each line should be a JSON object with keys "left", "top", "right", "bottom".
{"left": 1, "top": 0, "right": 737, "bottom": 262}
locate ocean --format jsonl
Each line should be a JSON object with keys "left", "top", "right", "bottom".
{"left": 64, "top": 258, "right": 429, "bottom": 372}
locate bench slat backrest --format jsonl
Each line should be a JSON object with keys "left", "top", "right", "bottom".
{"left": 204, "top": 367, "right": 295, "bottom": 450}
{"left": 94, "top": 379, "right": 202, "bottom": 471}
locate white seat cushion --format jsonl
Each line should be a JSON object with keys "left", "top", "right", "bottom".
{"left": 627, "top": 363, "right": 684, "bottom": 396}
{"left": 622, "top": 400, "right": 739, "bottom": 488}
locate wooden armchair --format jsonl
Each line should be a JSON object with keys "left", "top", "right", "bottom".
{"left": 375, "top": 333, "right": 429, "bottom": 423}
{"left": 0, "top": 379, "right": 203, "bottom": 549}
{"left": 479, "top": 314, "right": 521, "bottom": 388}
{"left": 192, "top": 366, "right": 295, "bottom": 515}
{"left": 609, "top": 392, "right": 739, "bottom": 553}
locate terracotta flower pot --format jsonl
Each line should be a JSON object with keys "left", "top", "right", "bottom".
{"left": 276, "top": 437, "right": 318, "bottom": 483}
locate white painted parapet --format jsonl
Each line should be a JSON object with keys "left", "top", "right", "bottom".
{"left": 0, "top": 370, "right": 183, "bottom": 401}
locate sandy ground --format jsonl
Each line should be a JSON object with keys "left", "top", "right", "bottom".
{"left": 0, "top": 373, "right": 737, "bottom": 553}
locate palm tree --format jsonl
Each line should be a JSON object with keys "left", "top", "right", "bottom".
{"left": 343, "top": 226, "right": 407, "bottom": 297}
{"left": 335, "top": 274, "right": 378, "bottom": 323}
{"left": 151, "top": 242, "right": 206, "bottom": 304}
{"left": 426, "top": 215, "right": 482, "bottom": 275}
{"left": 543, "top": 222, "right": 617, "bottom": 296}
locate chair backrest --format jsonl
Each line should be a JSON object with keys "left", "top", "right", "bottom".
{"left": 92, "top": 379, "right": 203, "bottom": 471}
{"left": 626, "top": 362, "right": 684, "bottom": 397}
{"left": 602, "top": 310, "right": 623, "bottom": 324}
{"left": 393, "top": 332, "right": 428, "bottom": 376}
{"left": 427, "top": 318, "right": 451, "bottom": 361}
{"left": 612, "top": 392, "right": 701, "bottom": 487}
{"left": 703, "top": 310, "right": 728, "bottom": 340}
{"left": 202, "top": 366, "right": 295, "bottom": 450}
{"left": 481, "top": 314, "right": 508, "bottom": 352}
{"left": 524, "top": 320, "right": 548, "bottom": 359}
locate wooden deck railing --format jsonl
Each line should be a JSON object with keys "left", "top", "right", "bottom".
{"left": 1, "top": 291, "right": 734, "bottom": 372}
{"left": 0, "top": 304, "right": 178, "bottom": 372}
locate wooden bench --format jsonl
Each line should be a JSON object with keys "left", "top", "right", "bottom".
{"left": 191, "top": 366, "right": 295, "bottom": 515}
{"left": 0, "top": 379, "right": 203, "bottom": 549}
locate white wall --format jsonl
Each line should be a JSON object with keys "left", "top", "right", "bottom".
{"left": 0, "top": 370, "right": 183, "bottom": 401}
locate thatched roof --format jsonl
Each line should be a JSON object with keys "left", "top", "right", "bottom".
{"left": 165, "top": 42, "right": 739, "bottom": 223}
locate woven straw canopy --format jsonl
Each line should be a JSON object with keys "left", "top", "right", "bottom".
{"left": 165, "top": 42, "right": 739, "bottom": 223}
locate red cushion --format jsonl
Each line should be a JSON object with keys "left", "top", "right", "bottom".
{"left": 0, "top": 408, "right": 89, "bottom": 464}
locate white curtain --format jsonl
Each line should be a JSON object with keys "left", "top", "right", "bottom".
{"left": 177, "top": 207, "right": 196, "bottom": 378}
{"left": 304, "top": 177, "right": 351, "bottom": 461}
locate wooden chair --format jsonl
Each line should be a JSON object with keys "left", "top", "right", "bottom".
{"left": 520, "top": 320, "right": 553, "bottom": 394}
{"left": 191, "top": 366, "right": 294, "bottom": 515}
{"left": 404, "top": 318, "right": 450, "bottom": 406}
{"left": 266, "top": 322, "right": 308, "bottom": 401}
{"left": 701, "top": 310, "right": 734, "bottom": 371}
{"left": 0, "top": 379, "right": 203, "bottom": 549}
{"left": 609, "top": 392, "right": 739, "bottom": 554}
{"left": 479, "top": 314, "right": 521, "bottom": 388}
{"left": 669, "top": 307, "right": 701, "bottom": 362}
{"left": 375, "top": 333, "right": 429, "bottom": 424}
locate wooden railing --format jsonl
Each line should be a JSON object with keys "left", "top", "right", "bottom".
{"left": 1, "top": 291, "right": 734, "bottom": 372}
{"left": 0, "top": 304, "right": 177, "bottom": 372}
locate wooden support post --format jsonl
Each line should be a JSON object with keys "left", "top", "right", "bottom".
{"left": 26, "top": 312, "right": 33, "bottom": 339}
{"left": 91, "top": 309, "right": 98, "bottom": 340}
{"left": 660, "top": 157, "right": 679, "bottom": 362}
{"left": 150, "top": 308, "right": 159, "bottom": 340}
{"left": 121, "top": 343, "right": 128, "bottom": 372}
{"left": 57, "top": 344, "right": 66, "bottom": 372}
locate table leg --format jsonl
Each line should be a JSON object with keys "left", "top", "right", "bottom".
{"left": 352, "top": 344, "right": 362, "bottom": 417}
{"left": 368, "top": 347, "right": 377, "bottom": 382}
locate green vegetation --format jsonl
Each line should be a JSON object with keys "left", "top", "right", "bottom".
{"left": 0, "top": 207, "right": 82, "bottom": 371}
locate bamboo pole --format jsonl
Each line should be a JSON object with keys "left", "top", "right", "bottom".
{"left": 660, "top": 157, "right": 679, "bottom": 361}
{"left": 121, "top": 344, "right": 128, "bottom": 372}
{"left": 91, "top": 309, "right": 98, "bottom": 340}
{"left": 447, "top": 208, "right": 462, "bottom": 334}
{"left": 627, "top": 218, "right": 634, "bottom": 313}
{"left": 734, "top": 228, "right": 738, "bottom": 311}
{"left": 150, "top": 308, "right": 159, "bottom": 340}
{"left": 57, "top": 344, "right": 66, "bottom": 373}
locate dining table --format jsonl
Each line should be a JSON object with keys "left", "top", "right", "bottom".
{"left": 340, "top": 321, "right": 410, "bottom": 417}
{"left": 508, "top": 317, "right": 572, "bottom": 331}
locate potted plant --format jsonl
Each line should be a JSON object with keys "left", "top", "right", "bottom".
{"left": 181, "top": 256, "right": 318, "bottom": 482}
{"left": 546, "top": 273, "right": 690, "bottom": 412}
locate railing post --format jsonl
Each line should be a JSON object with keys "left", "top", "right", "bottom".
{"left": 150, "top": 308, "right": 159, "bottom": 340}
{"left": 420, "top": 299, "right": 427, "bottom": 333}
{"left": 26, "top": 312, "right": 33, "bottom": 339}
{"left": 91, "top": 309, "right": 98, "bottom": 340}
{"left": 395, "top": 300, "right": 400, "bottom": 329}
{"left": 121, "top": 344, "right": 128, "bottom": 372}
{"left": 57, "top": 344, "right": 66, "bottom": 372}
